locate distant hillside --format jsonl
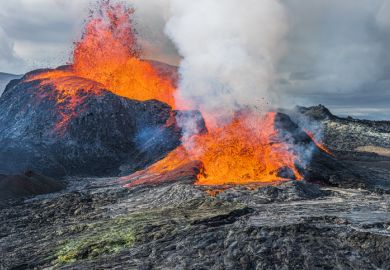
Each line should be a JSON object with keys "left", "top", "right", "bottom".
{"left": 0, "top": 72, "right": 22, "bottom": 96}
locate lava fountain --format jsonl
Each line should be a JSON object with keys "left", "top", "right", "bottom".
{"left": 123, "top": 110, "right": 304, "bottom": 187}
{"left": 23, "top": 1, "right": 318, "bottom": 186}
{"left": 26, "top": 2, "right": 176, "bottom": 130}
{"left": 192, "top": 112, "right": 302, "bottom": 185}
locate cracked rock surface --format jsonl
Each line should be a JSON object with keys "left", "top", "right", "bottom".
{"left": 1, "top": 105, "right": 390, "bottom": 269}
{"left": 1, "top": 175, "right": 390, "bottom": 269}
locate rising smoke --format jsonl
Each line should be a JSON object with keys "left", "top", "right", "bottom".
{"left": 1, "top": 0, "right": 388, "bottom": 118}
{"left": 165, "top": 0, "right": 288, "bottom": 119}
{"left": 127, "top": 0, "right": 390, "bottom": 120}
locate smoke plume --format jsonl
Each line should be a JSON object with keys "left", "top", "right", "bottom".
{"left": 165, "top": 0, "right": 287, "bottom": 119}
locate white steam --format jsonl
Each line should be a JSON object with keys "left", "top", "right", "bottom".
{"left": 165, "top": 0, "right": 287, "bottom": 116}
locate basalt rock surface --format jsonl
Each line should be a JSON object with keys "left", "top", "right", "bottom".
{"left": 296, "top": 104, "right": 390, "bottom": 151}
{"left": 0, "top": 171, "right": 65, "bottom": 203}
{"left": 295, "top": 105, "right": 390, "bottom": 192}
{"left": 121, "top": 111, "right": 366, "bottom": 191}
{"left": 1, "top": 176, "right": 390, "bottom": 270}
{"left": 0, "top": 72, "right": 21, "bottom": 96}
{"left": 1, "top": 106, "right": 390, "bottom": 269}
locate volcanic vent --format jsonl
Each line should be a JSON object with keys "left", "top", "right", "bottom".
{"left": 0, "top": 1, "right": 353, "bottom": 187}
{"left": 122, "top": 109, "right": 346, "bottom": 187}
{"left": 25, "top": 2, "right": 177, "bottom": 131}
{"left": 0, "top": 2, "right": 196, "bottom": 177}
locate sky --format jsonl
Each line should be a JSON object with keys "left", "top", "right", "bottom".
{"left": 0, "top": 0, "right": 389, "bottom": 120}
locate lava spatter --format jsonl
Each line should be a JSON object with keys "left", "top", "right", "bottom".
{"left": 27, "top": 1, "right": 176, "bottom": 131}
{"left": 124, "top": 111, "right": 303, "bottom": 186}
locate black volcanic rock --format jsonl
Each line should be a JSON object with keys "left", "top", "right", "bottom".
{"left": 292, "top": 104, "right": 390, "bottom": 153}
{"left": 1, "top": 105, "right": 390, "bottom": 269}
{"left": 0, "top": 66, "right": 204, "bottom": 177}
{"left": 293, "top": 105, "right": 390, "bottom": 191}
{"left": 274, "top": 112, "right": 365, "bottom": 189}
{"left": 2, "top": 174, "right": 390, "bottom": 270}
{"left": 0, "top": 171, "right": 65, "bottom": 201}
{"left": 0, "top": 72, "right": 22, "bottom": 96}
{"left": 295, "top": 104, "right": 335, "bottom": 120}
{"left": 122, "top": 112, "right": 365, "bottom": 190}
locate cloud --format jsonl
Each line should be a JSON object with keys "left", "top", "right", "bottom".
{"left": 376, "top": 1, "right": 390, "bottom": 31}
{"left": 275, "top": 0, "right": 390, "bottom": 119}
{"left": 0, "top": 0, "right": 179, "bottom": 72}
{"left": 0, "top": 0, "right": 90, "bottom": 73}
{"left": 0, "top": 26, "right": 24, "bottom": 73}
{"left": 0, "top": 0, "right": 389, "bottom": 119}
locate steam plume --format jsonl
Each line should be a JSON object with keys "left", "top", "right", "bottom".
{"left": 165, "top": 0, "right": 287, "bottom": 118}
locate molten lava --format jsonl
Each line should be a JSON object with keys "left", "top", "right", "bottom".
{"left": 193, "top": 112, "right": 302, "bottom": 185}
{"left": 304, "top": 129, "right": 334, "bottom": 157}
{"left": 24, "top": 1, "right": 308, "bottom": 186}
{"left": 136, "top": 111, "right": 303, "bottom": 186}
{"left": 26, "top": 2, "right": 176, "bottom": 130}
{"left": 72, "top": 2, "right": 176, "bottom": 106}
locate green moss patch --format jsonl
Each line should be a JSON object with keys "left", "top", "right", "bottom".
{"left": 54, "top": 198, "right": 245, "bottom": 265}
{"left": 56, "top": 228, "right": 135, "bottom": 264}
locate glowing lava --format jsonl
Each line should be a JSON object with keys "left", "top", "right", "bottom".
{"left": 72, "top": 2, "right": 176, "bottom": 107}
{"left": 134, "top": 111, "right": 303, "bottom": 186}
{"left": 304, "top": 129, "right": 334, "bottom": 157}
{"left": 193, "top": 112, "right": 302, "bottom": 185}
{"left": 26, "top": 2, "right": 176, "bottom": 130}
{"left": 23, "top": 1, "right": 308, "bottom": 186}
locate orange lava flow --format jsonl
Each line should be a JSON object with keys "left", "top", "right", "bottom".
{"left": 26, "top": 71, "right": 105, "bottom": 130}
{"left": 147, "top": 145, "right": 193, "bottom": 174}
{"left": 148, "top": 111, "right": 303, "bottom": 185}
{"left": 304, "top": 129, "right": 334, "bottom": 157}
{"left": 26, "top": 2, "right": 176, "bottom": 130}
